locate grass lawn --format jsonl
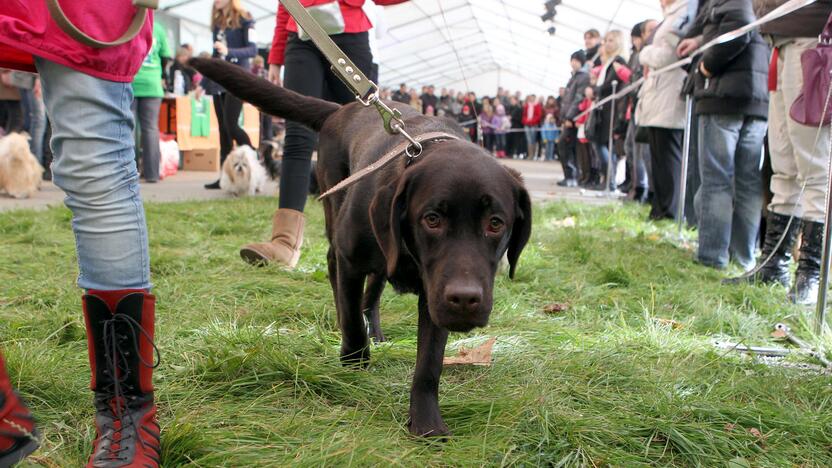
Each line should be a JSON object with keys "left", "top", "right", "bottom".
{"left": 2, "top": 197, "right": 831, "bottom": 467}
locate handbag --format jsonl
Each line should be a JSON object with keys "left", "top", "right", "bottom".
{"left": 297, "top": 1, "right": 346, "bottom": 41}
{"left": 584, "top": 107, "right": 604, "bottom": 142}
{"left": 790, "top": 12, "right": 832, "bottom": 126}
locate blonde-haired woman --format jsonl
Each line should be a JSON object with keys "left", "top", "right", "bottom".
{"left": 203, "top": 0, "right": 257, "bottom": 189}
{"left": 589, "top": 30, "right": 631, "bottom": 191}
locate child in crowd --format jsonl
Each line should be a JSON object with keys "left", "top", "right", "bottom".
{"left": 458, "top": 104, "right": 477, "bottom": 142}
{"left": 479, "top": 102, "right": 495, "bottom": 152}
{"left": 541, "top": 114, "right": 559, "bottom": 162}
{"left": 492, "top": 104, "right": 511, "bottom": 158}
{"left": 576, "top": 86, "right": 598, "bottom": 186}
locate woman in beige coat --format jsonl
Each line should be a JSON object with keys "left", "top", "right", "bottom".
{"left": 636, "top": 0, "right": 689, "bottom": 220}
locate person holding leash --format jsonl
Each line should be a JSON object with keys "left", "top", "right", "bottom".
{"left": 239, "top": 0, "right": 409, "bottom": 269}
{"left": 0, "top": 1, "right": 162, "bottom": 465}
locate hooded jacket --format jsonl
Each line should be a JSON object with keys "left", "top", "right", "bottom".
{"left": 269, "top": 0, "right": 408, "bottom": 66}
{"left": 562, "top": 68, "right": 591, "bottom": 122}
{"left": 0, "top": 1, "right": 151, "bottom": 82}
{"left": 690, "top": 0, "right": 769, "bottom": 118}
{"left": 636, "top": 0, "right": 689, "bottom": 129}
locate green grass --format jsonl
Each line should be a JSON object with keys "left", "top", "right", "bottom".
{"left": 2, "top": 197, "right": 831, "bottom": 467}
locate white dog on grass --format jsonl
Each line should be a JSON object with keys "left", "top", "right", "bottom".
{"left": 220, "top": 145, "right": 268, "bottom": 197}
{"left": 0, "top": 132, "right": 43, "bottom": 199}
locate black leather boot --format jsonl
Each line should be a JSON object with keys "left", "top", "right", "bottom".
{"left": 723, "top": 212, "right": 800, "bottom": 287}
{"left": 789, "top": 220, "right": 825, "bottom": 305}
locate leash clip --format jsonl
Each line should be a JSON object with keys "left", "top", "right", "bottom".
{"left": 355, "top": 91, "right": 423, "bottom": 159}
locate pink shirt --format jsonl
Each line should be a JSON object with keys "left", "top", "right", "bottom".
{"left": 0, "top": 1, "right": 152, "bottom": 82}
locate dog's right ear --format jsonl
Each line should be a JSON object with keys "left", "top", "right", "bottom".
{"left": 369, "top": 176, "right": 409, "bottom": 277}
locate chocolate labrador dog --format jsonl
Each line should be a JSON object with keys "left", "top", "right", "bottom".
{"left": 190, "top": 58, "right": 531, "bottom": 437}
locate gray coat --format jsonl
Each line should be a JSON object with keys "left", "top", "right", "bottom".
{"left": 561, "top": 68, "right": 591, "bottom": 123}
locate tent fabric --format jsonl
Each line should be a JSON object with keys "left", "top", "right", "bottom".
{"left": 159, "top": 0, "right": 661, "bottom": 94}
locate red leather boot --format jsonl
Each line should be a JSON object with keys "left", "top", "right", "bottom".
{"left": 0, "top": 352, "right": 39, "bottom": 466}
{"left": 83, "top": 290, "right": 161, "bottom": 468}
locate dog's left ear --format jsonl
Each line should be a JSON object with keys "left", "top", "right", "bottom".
{"left": 504, "top": 167, "right": 532, "bottom": 279}
{"left": 369, "top": 176, "right": 409, "bottom": 277}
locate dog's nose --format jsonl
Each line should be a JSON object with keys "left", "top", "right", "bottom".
{"left": 444, "top": 283, "right": 483, "bottom": 314}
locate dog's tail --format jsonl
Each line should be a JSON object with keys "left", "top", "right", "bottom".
{"left": 188, "top": 58, "right": 340, "bottom": 132}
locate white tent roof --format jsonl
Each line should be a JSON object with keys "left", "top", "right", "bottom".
{"left": 159, "top": 0, "right": 661, "bottom": 95}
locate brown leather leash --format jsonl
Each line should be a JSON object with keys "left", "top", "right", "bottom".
{"left": 318, "top": 132, "right": 460, "bottom": 200}
{"left": 45, "top": 0, "right": 156, "bottom": 49}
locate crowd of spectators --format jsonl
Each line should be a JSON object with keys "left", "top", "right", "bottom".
{"left": 1, "top": 0, "right": 829, "bottom": 305}
{"left": 374, "top": 0, "right": 832, "bottom": 305}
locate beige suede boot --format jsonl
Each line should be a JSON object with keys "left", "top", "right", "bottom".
{"left": 240, "top": 208, "right": 305, "bottom": 268}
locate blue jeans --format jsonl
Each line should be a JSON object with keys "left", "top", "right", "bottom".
{"left": 695, "top": 114, "right": 767, "bottom": 270}
{"left": 544, "top": 140, "right": 556, "bottom": 161}
{"left": 593, "top": 142, "right": 616, "bottom": 189}
{"left": 19, "top": 88, "right": 46, "bottom": 165}
{"left": 624, "top": 119, "right": 649, "bottom": 189}
{"left": 36, "top": 58, "right": 151, "bottom": 291}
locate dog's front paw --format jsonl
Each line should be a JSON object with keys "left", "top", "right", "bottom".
{"left": 407, "top": 414, "right": 450, "bottom": 438}
{"left": 340, "top": 345, "right": 370, "bottom": 368}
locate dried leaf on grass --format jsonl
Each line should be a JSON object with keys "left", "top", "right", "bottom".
{"left": 748, "top": 427, "right": 766, "bottom": 442}
{"left": 444, "top": 337, "right": 496, "bottom": 366}
{"left": 543, "top": 303, "right": 569, "bottom": 314}
{"left": 550, "top": 217, "right": 576, "bottom": 228}
{"left": 654, "top": 318, "right": 683, "bottom": 329}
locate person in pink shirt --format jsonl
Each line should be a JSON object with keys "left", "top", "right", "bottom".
{"left": 0, "top": 2, "right": 162, "bottom": 466}
{"left": 521, "top": 95, "right": 543, "bottom": 159}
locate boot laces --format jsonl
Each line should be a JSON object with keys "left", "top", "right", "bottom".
{"left": 97, "top": 314, "right": 160, "bottom": 462}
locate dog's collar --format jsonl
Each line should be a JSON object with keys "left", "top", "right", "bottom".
{"left": 318, "top": 131, "right": 460, "bottom": 200}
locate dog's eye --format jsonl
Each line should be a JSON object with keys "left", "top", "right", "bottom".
{"left": 423, "top": 213, "right": 442, "bottom": 229}
{"left": 487, "top": 217, "right": 505, "bottom": 233}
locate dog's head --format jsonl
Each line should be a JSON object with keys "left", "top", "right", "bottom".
{"left": 370, "top": 142, "right": 531, "bottom": 332}
{"left": 223, "top": 146, "right": 254, "bottom": 185}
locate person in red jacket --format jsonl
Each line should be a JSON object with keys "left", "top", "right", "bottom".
{"left": 521, "top": 94, "right": 543, "bottom": 160}
{"left": 239, "top": 0, "right": 409, "bottom": 268}
{"left": 0, "top": 2, "right": 161, "bottom": 466}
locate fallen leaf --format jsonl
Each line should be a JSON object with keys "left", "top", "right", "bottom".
{"left": 654, "top": 318, "right": 683, "bottom": 329}
{"left": 444, "top": 337, "right": 496, "bottom": 366}
{"left": 724, "top": 423, "right": 736, "bottom": 432}
{"left": 748, "top": 427, "right": 765, "bottom": 440}
{"left": 543, "top": 303, "right": 569, "bottom": 314}
{"left": 647, "top": 234, "right": 661, "bottom": 241}
{"left": 550, "top": 216, "right": 576, "bottom": 228}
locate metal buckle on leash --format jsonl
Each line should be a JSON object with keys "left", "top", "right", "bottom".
{"left": 355, "top": 91, "right": 423, "bottom": 159}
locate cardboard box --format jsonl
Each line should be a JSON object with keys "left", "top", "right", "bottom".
{"left": 183, "top": 148, "right": 220, "bottom": 172}
{"left": 175, "top": 96, "right": 221, "bottom": 152}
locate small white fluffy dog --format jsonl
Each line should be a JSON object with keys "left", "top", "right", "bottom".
{"left": 220, "top": 145, "right": 267, "bottom": 197}
{"left": 0, "top": 132, "right": 43, "bottom": 199}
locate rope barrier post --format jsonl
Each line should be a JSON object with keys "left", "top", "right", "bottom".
{"left": 816, "top": 119, "right": 832, "bottom": 336}
{"left": 607, "top": 81, "right": 618, "bottom": 196}
{"left": 677, "top": 94, "right": 694, "bottom": 235}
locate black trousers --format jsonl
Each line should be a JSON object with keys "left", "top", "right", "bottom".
{"left": 282, "top": 31, "right": 373, "bottom": 212}
{"left": 213, "top": 92, "right": 251, "bottom": 165}
{"left": 0, "top": 100, "right": 23, "bottom": 134}
{"left": 647, "top": 127, "right": 683, "bottom": 220}
{"left": 558, "top": 127, "right": 578, "bottom": 180}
